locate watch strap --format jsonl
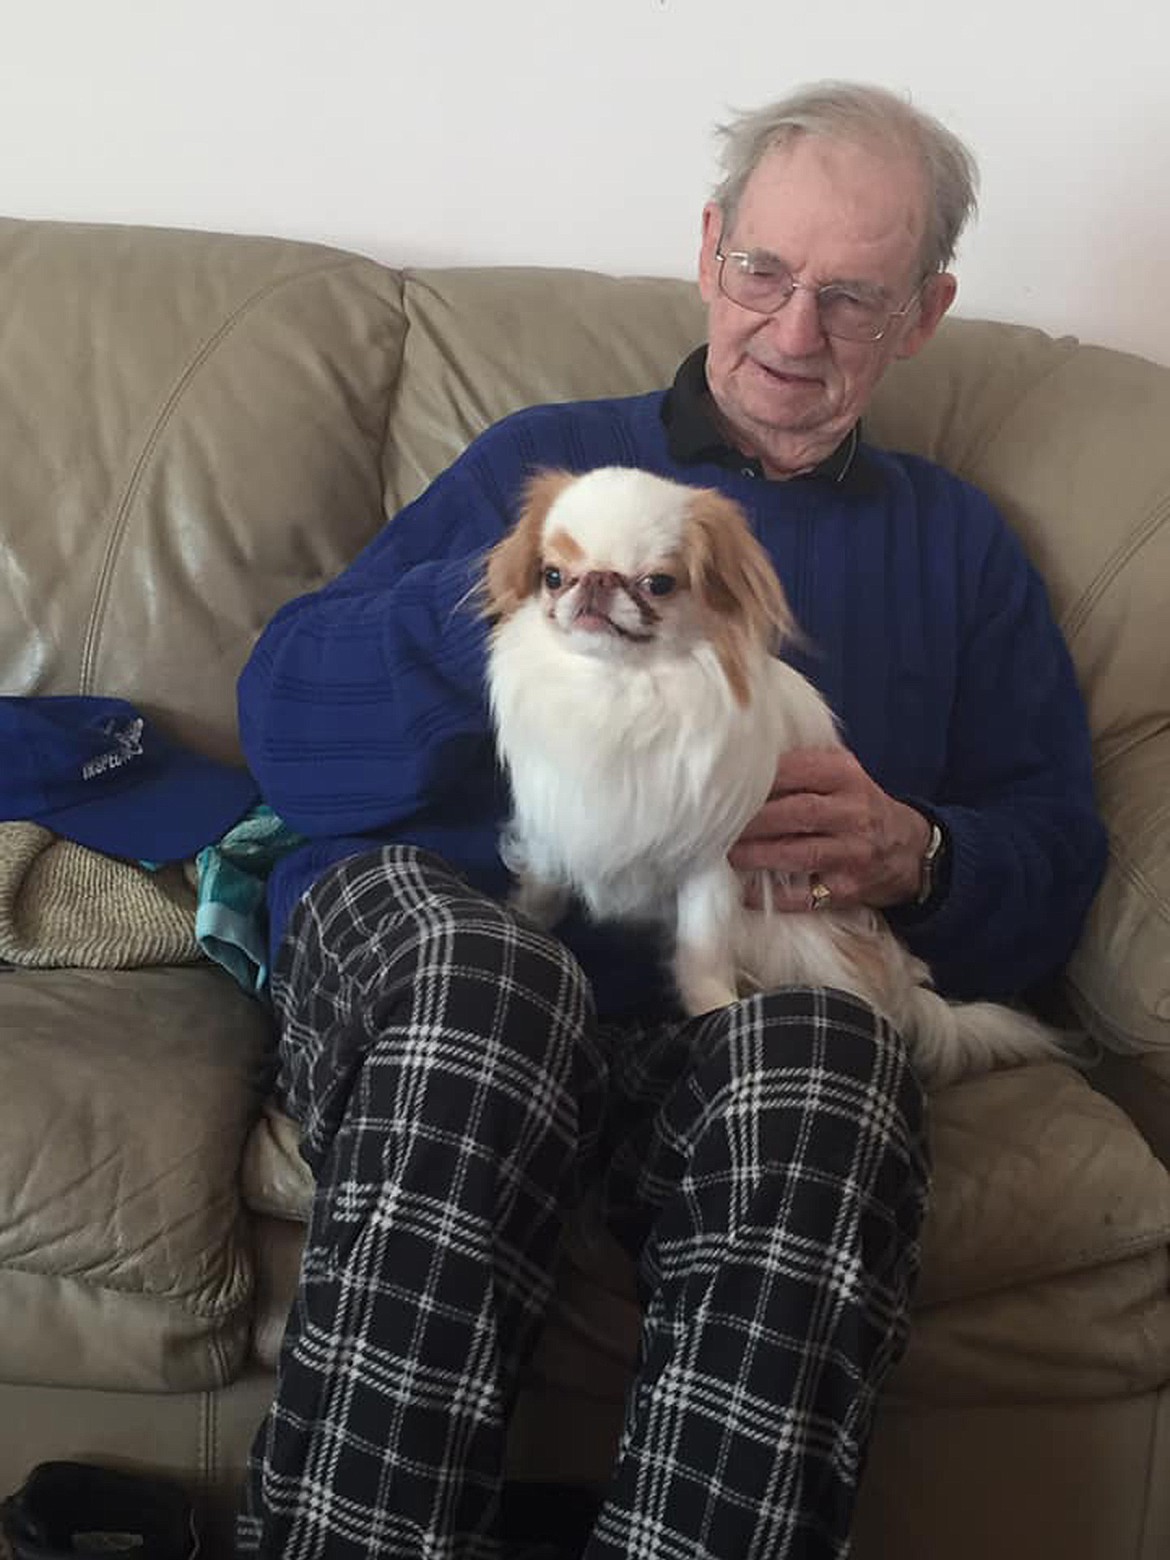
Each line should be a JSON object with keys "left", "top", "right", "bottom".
{"left": 915, "top": 818, "right": 946, "bottom": 907}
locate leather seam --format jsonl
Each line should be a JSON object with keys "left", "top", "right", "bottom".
{"left": 917, "top": 1225, "right": 1170, "bottom": 1310}
{"left": 1061, "top": 493, "right": 1170, "bottom": 648}
{"left": 77, "top": 255, "right": 380, "bottom": 694}
{"left": 943, "top": 338, "right": 1081, "bottom": 486}
{"left": 0, "top": 1256, "right": 254, "bottom": 1316}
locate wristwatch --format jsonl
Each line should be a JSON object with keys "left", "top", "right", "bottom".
{"left": 915, "top": 818, "right": 946, "bottom": 907}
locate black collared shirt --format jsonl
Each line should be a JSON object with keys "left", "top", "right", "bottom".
{"left": 660, "top": 345, "right": 880, "bottom": 497}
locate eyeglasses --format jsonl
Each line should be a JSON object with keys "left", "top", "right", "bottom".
{"left": 715, "top": 247, "right": 927, "bottom": 343}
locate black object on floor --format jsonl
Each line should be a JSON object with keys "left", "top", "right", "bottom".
{"left": 0, "top": 1461, "right": 199, "bottom": 1560}
{"left": 501, "top": 1481, "right": 603, "bottom": 1558}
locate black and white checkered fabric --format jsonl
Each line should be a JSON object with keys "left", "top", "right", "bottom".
{"left": 237, "top": 846, "right": 929, "bottom": 1559}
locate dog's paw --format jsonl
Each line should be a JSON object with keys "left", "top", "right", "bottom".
{"left": 508, "top": 875, "right": 570, "bottom": 930}
{"left": 676, "top": 970, "right": 740, "bottom": 1018}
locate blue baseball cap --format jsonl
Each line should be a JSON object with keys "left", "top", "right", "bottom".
{"left": 0, "top": 695, "right": 260, "bottom": 862}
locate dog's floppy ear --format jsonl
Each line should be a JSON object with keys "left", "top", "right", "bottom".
{"left": 483, "top": 469, "right": 576, "bottom": 621}
{"left": 685, "top": 488, "right": 798, "bottom": 703}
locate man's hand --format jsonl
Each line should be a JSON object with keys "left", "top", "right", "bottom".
{"left": 729, "top": 748, "right": 931, "bottom": 911}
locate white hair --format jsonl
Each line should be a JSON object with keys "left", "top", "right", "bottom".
{"left": 712, "top": 81, "right": 979, "bottom": 275}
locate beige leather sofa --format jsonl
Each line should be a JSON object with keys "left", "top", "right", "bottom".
{"left": 2, "top": 215, "right": 1169, "bottom": 1559}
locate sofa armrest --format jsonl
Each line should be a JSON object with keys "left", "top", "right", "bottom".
{"left": 1065, "top": 729, "right": 1170, "bottom": 1054}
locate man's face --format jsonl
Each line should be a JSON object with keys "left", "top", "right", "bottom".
{"left": 698, "top": 135, "right": 957, "bottom": 477}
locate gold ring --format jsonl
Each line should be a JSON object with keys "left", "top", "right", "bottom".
{"left": 809, "top": 878, "right": 832, "bottom": 912}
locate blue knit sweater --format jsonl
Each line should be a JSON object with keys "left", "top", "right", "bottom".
{"left": 238, "top": 389, "right": 1106, "bottom": 1022}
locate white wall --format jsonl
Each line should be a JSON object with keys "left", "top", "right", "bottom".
{"left": 3, "top": 0, "right": 1168, "bottom": 364}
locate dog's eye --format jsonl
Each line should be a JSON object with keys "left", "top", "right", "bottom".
{"left": 542, "top": 566, "right": 563, "bottom": 590}
{"left": 641, "top": 573, "right": 676, "bottom": 598}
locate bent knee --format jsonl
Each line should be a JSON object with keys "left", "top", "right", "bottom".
{"left": 287, "top": 846, "right": 593, "bottom": 1048}
{"left": 697, "top": 985, "right": 919, "bottom": 1105}
{"left": 334, "top": 851, "right": 595, "bottom": 1070}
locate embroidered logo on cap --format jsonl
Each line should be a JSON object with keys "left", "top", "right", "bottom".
{"left": 81, "top": 717, "right": 145, "bottom": 781}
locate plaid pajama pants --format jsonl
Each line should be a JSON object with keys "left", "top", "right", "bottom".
{"left": 237, "top": 846, "right": 929, "bottom": 1560}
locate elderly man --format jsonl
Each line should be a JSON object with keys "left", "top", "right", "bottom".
{"left": 236, "top": 83, "right": 1104, "bottom": 1560}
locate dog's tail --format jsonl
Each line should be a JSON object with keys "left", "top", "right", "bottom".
{"left": 903, "top": 986, "right": 1069, "bottom": 1087}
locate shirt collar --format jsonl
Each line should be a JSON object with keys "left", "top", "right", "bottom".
{"left": 661, "top": 345, "right": 880, "bottom": 496}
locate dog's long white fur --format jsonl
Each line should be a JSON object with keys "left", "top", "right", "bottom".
{"left": 486, "top": 467, "right": 1064, "bottom": 1087}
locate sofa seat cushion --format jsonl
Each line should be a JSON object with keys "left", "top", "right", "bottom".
{"left": 0, "top": 965, "right": 271, "bottom": 1391}
{"left": 247, "top": 1058, "right": 1170, "bottom": 1402}
{"left": 241, "top": 1102, "right": 314, "bottom": 1222}
{"left": 916, "top": 1062, "right": 1170, "bottom": 1304}
{"left": 890, "top": 1062, "right": 1170, "bottom": 1401}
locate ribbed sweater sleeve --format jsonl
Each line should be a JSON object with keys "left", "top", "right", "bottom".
{"left": 237, "top": 422, "right": 525, "bottom": 837}
{"left": 885, "top": 497, "right": 1106, "bottom": 1001}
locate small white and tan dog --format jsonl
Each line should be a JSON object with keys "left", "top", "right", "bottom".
{"left": 484, "top": 465, "right": 1063, "bottom": 1086}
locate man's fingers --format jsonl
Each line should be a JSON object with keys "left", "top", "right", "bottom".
{"left": 737, "top": 792, "right": 849, "bottom": 842}
{"left": 730, "top": 834, "right": 845, "bottom": 875}
{"left": 735, "top": 789, "right": 868, "bottom": 852}
{"left": 770, "top": 792, "right": 839, "bottom": 833}
{"left": 770, "top": 746, "right": 856, "bottom": 793}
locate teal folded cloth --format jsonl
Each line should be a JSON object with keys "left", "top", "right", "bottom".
{"left": 195, "top": 804, "right": 306, "bottom": 995}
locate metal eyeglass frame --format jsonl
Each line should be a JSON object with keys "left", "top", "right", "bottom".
{"left": 715, "top": 247, "right": 928, "bottom": 343}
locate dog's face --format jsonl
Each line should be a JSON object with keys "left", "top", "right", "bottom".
{"left": 484, "top": 467, "right": 794, "bottom": 704}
